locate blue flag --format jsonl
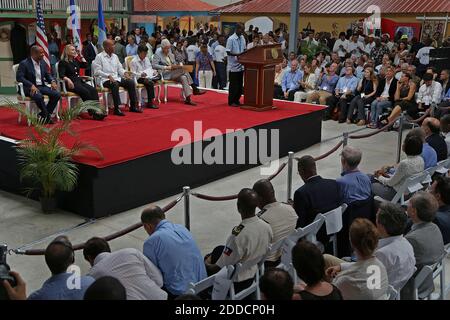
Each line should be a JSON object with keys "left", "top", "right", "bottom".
{"left": 97, "top": 0, "right": 107, "bottom": 48}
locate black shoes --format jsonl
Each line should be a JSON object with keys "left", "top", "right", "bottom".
{"left": 230, "top": 103, "right": 240, "bottom": 107}
{"left": 129, "top": 108, "right": 143, "bottom": 113}
{"left": 185, "top": 99, "right": 197, "bottom": 106}
{"left": 114, "top": 109, "right": 125, "bottom": 116}
{"left": 146, "top": 103, "right": 159, "bottom": 109}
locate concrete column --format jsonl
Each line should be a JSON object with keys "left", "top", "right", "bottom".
{"left": 288, "top": 0, "right": 300, "bottom": 54}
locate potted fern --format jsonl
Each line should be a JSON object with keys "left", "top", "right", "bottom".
{"left": 1, "top": 99, "right": 104, "bottom": 213}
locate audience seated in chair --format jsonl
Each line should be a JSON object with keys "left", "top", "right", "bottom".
{"left": 375, "top": 202, "right": 416, "bottom": 291}
{"left": 205, "top": 188, "right": 273, "bottom": 294}
{"left": 59, "top": 44, "right": 106, "bottom": 120}
{"left": 141, "top": 205, "right": 207, "bottom": 299}
{"left": 401, "top": 191, "right": 445, "bottom": 299}
{"left": 291, "top": 240, "right": 343, "bottom": 300}
{"left": 372, "top": 134, "right": 424, "bottom": 201}
{"left": 83, "top": 237, "right": 167, "bottom": 300}
{"left": 421, "top": 117, "right": 448, "bottom": 161}
{"left": 28, "top": 236, "right": 94, "bottom": 300}
{"left": 92, "top": 39, "right": 142, "bottom": 116}
{"left": 430, "top": 176, "right": 450, "bottom": 245}
{"left": 325, "top": 218, "right": 389, "bottom": 300}
{"left": 252, "top": 179, "right": 298, "bottom": 268}
{"left": 294, "top": 155, "right": 343, "bottom": 249}
{"left": 259, "top": 268, "right": 294, "bottom": 300}
{"left": 405, "top": 191, "right": 445, "bottom": 268}
{"left": 407, "top": 128, "right": 437, "bottom": 170}
{"left": 16, "top": 45, "right": 61, "bottom": 124}
{"left": 129, "top": 45, "right": 158, "bottom": 109}
{"left": 152, "top": 39, "right": 205, "bottom": 106}
{"left": 337, "top": 146, "right": 372, "bottom": 205}
{"left": 441, "top": 115, "right": 450, "bottom": 157}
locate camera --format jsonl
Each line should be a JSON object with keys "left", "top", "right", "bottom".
{"left": 0, "top": 244, "right": 16, "bottom": 300}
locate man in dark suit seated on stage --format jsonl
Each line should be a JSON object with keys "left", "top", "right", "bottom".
{"left": 16, "top": 45, "right": 61, "bottom": 124}
{"left": 294, "top": 155, "right": 343, "bottom": 229}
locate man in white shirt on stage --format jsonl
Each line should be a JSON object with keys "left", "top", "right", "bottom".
{"left": 130, "top": 45, "right": 158, "bottom": 109}
{"left": 92, "top": 39, "right": 142, "bottom": 116}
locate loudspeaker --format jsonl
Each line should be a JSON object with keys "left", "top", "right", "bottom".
{"left": 429, "top": 48, "right": 450, "bottom": 73}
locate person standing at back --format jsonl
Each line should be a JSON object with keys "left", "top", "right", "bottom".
{"left": 141, "top": 205, "right": 207, "bottom": 299}
{"left": 226, "top": 24, "right": 246, "bottom": 107}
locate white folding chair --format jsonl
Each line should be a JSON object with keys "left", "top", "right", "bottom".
{"left": 278, "top": 219, "right": 325, "bottom": 284}
{"left": 422, "top": 165, "right": 438, "bottom": 186}
{"left": 435, "top": 159, "right": 450, "bottom": 175}
{"left": 375, "top": 171, "right": 428, "bottom": 205}
{"left": 430, "top": 245, "right": 450, "bottom": 300}
{"left": 228, "top": 253, "right": 267, "bottom": 300}
{"left": 412, "top": 266, "right": 434, "bottom": 300}
{"left": 13, "top": 64, "right": 60, "bottom": 125}
{"left": 387, "top": 284, "right": 399, "bottom": 300}
{"left": 314, "top": 203, "right": 348, "bottom": 256}
{"left": 187, "top": 265, "right": 234, "bottom": 298}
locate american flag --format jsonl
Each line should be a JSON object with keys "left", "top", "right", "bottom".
{"left": 35, "top": 0, "right": 50, "bottom": 70}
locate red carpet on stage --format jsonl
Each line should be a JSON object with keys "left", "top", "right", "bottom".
{"left": 0, "top": 88, "right": 324, "bottom": 168}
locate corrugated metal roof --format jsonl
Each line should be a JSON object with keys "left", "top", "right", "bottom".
{"left": 213, "top": 0, "right": 450, "bottom": 14}
{"left": 134, "top": 0, "right": 216, "bottom": 12}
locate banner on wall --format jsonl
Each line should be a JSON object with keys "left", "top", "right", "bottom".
{"left": 420, "top": 20, "right": 446, "bottom": 42}
{"left": 381, "top": 18, "right": 421, "bottom": 40}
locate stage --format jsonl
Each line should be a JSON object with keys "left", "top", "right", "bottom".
{"left": 0, "top": 88, "right": 325, "bottom": 218}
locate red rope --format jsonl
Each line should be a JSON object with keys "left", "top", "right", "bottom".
{"left": 17, "top": 197, "right": 183, "bottom": 255}
{"left": 191, "top": 162, "right": 287, "bottom": 201}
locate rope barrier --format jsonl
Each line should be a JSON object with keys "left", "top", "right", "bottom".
{"left": 348, "top": 117, "right": 399, "bottom": 139}
{"left": 407, "top": 109, "right": 431, "bottom": 124}
{"left": 13, "top": 194, "right": 185, "bottom": 255}
{"left": 191, "top": 161, "right": 288, "bottom": 201}
{"left": 293, "top": 140, "right": 344, "bottom": 163}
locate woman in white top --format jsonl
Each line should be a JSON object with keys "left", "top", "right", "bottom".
{"left": 372, "top": 133, "right": 424, "bottom": 201}
{"left": 294, "top": 63, "right": 317, "bottom": 102}
{"left": 326, "top": 218, "right": 389, "bottom": 300}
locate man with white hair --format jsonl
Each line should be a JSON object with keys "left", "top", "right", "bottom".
{"left": 336, "top": 146, "right": 372, "bottom": 204}
{"left": 152, "top": 39, "right": 205, "bottom": 106}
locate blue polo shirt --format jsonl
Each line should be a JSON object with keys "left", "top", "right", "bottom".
{"left": 28, "top": 272, "right": 94, "bottom": 300}
{"left": 282, "top": 68, "right": 304, "bottom": 92}
{"left": 143, "top": 220, "right": 207, "bottom": 296}
{"left": 421, "top": 142, "right": 437, "bottom": 169}
{"left": 318, "top": 74, "right": 339, "bottom": 93}
{"left": 337, "top": 170, "right": 372, "bottom": 204}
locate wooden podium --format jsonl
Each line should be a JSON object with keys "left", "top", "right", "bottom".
{"left": 238, "top": 44, "right": 284, "bottom": 111}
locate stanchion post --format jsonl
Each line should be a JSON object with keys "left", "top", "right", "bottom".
{"left": 396, "top": 113, "right": 404, "bottom": 163}
{"left": 287, "top": 152, "right": 294, "bottom": 202}
{"left": 343, "top": 132, "right": 349, "bottom": 147}
{"left": 183, "top": 186, "right": 191, "bottom": 231}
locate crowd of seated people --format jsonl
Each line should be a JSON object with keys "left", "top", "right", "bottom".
{"left": 2, "top": 124, "right": 448, "bottom": 301}
{"left": 270, "top": 31, "right": 450, "bottom": 128}
{"left": 4, "top": 24, "right": 450, "bottom": 301}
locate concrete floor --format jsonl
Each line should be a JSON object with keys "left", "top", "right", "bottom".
{"left": 1, "top": 99, "right": 449, "bottom": 299}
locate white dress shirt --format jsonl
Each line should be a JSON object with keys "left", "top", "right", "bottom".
{"left": 88, "top": 248, "right": 167, "bottom": 300}
{"left": 417, "top": 81, "right": 443, "bottom": 105}
{"left": 416, "top": 46, "right": 434, "bottom": 65}
{"left": 364, "top": 42, "right": 375, "bottom": 54}
{"left": 213, "top": 44, "right": 227, "bottom": 62}
{"left": 130, "top": 55, "right": 158, "bottom": 79}
{"left": 348, "top": 41, "right": 364, "bottom": 57}
{"left": 375, "top": 235, "right": 416, "bottom": 291}
{"left": 33, "top": 59, "right": 42, "bottom": 86}
{"left": 333, "top": 39, "right": 349, "bottom": 58}
{"left": 92, "top": 51, "right": 126, "bottom": 84}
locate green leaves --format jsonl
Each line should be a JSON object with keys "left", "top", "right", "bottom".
{"left": 0, "top": 99, "right": 104, "bottom": 199}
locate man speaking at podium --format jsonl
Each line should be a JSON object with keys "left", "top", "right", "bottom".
{"left": 226, "top": 24, "right": 246, "bottom": 107}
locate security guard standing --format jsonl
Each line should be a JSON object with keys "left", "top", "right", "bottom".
{"left": 205, "top": 188, "right": 273, "bottom": 292}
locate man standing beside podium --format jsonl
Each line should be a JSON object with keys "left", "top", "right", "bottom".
{"left": 226, "top": 24, "right": 246, "bottom": 107}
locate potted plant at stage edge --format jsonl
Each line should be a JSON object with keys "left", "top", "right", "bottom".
{"left": 1, "top": 99, "right": 104, "bottom": 213}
